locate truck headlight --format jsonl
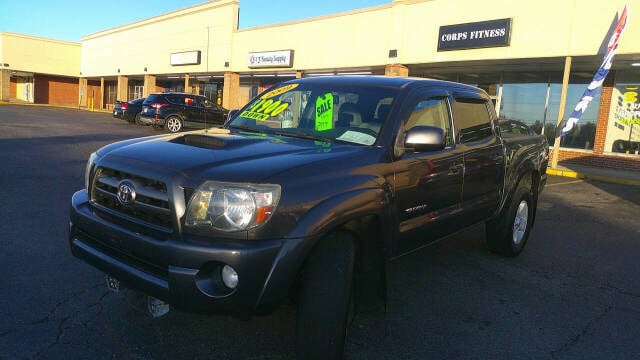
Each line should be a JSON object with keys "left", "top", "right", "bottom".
{"left": 185, "top": 181, "right": 281, "bottom": 232}
{"left": 84, "top": 152, "right": 98, "bottom": 189}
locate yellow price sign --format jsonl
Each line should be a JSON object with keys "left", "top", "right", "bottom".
{"left": 261, "top": 84, "right": 299, "bottom": 99}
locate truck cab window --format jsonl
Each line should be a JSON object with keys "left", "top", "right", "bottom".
{"left": 453, "top": 98, "right": 493, "bottom": 143}
{"left": 405, "top": 98, "right": 453, "bottom": 147}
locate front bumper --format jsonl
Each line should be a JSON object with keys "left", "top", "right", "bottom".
{"left": 69, "top": 190, "right": 298, "bottom": 314}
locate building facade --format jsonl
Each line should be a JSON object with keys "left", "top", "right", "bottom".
{"left": 1, "top": 0, "right": 639, "bottom": 169}
{"left": 0, "top": 32, "right": 81, "bottom": 107}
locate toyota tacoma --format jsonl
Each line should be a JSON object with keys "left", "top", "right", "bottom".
{"left": 69, "top": 76, "right": 548, "bottom": 358}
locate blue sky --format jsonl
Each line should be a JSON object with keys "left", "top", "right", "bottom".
{"left": 0, "top": 0, "right": 389, "bottom": 42}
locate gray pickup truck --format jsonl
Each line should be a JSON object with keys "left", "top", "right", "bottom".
{"left": 69, "top": 76, "right": 548, "bottom": 358}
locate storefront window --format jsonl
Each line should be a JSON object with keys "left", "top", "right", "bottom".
{"left": 500, "top": 82, "right": 601, "bottom": 150}
{"left": 604, "top": 74, "right": 640, "bottom": 155}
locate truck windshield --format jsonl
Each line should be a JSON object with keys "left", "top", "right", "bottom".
{"left": 228, "top": 82, "right": 398, "bottom": 146}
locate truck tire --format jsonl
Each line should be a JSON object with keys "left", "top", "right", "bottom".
{"left": 296, "top": 232, "right": 355, "bottom": 359}
{"left": 486, "top": 178, "right": 534, "bottom": 257}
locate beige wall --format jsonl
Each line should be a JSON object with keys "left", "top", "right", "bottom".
{"left": 2, "top": 0, "right": 637, "bottom": 104}
{"left": 0, "top": 32, "right": 80, "bottom": 77}
{"left": 81, "top": 0, "right": 238, "bottom": 77}
{"left": 77, "top": 0, "right": 638, "bottom": 77}
{"left": 231, "top": 0, "right": 638, "bottom": 72}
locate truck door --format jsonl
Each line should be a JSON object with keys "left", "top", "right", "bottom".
{"left": 392, "top": 91, "right": 464, "bottom": 256}
{"left": 452, "top": 94, "right": 504, "bottom": 226}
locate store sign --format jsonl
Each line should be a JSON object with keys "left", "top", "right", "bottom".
{"left": 615, "top": 85, "right": 640, "bottom": 126}
{"left": 248, "top": 50, "right": 294, "bottom": 68}
{"left": 438, "top": 18, "right": 512, "bottom": 51}
{"left": 170, "top": 51, "right": 201, "bottom": 66}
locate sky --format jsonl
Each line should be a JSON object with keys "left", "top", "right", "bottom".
{"left": 0, "top": 0, "right": 389, "bottom": 42}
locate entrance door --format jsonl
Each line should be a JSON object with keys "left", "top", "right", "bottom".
{"left": 203, "top": 83, "right": 217, "bottom": 101}
{"left": 134, "top": 86, "right": 144, "bottom": 99}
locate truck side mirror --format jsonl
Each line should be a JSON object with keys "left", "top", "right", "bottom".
{"left": 404, "top": 126, "right": 446, "bottom": 152}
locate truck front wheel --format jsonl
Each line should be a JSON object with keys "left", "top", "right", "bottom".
{"left": 296, "top": 232, "right": 355, "bottom": 359}
{"left": 486, "top": 179, "right": 534, "bottom": 257}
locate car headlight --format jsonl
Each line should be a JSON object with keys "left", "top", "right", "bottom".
{"left": 185, "top": 181, "right": 281, "bottom": 232}
{"left": 84, "top": 152, "right": 98, "bottom": 189}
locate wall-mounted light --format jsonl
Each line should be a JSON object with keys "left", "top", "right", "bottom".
{"left": 144, "top": 67, "right": 147, "bottom": 72}
{"left": 117, "top": 68, "right": 120, "bottom": 73}
{"left": 224, "top": 61, "right": 230, "bottom": 68}
{"left": 3, "top": 63, "right": 9, "bottom": 67}
{"left": 388, "top": 49, "right": 398, "bottom": 58}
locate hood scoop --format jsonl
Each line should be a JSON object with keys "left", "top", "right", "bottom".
{"left": 170, "top": 129, "right": 265, "bottom": 150}
{"left": 175, "top": 134, "right": 228, "bottom": 149}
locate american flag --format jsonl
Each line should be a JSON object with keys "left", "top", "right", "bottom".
{"left": 559, "top": 4, "right": 629, "bottom": 137}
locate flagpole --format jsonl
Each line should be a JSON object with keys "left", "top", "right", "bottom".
{"left": 551, "top": 56, "right": 572, "bottom": 169}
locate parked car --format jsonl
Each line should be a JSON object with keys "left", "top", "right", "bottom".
{"left": 70, "top": 76, "right": 548, "bottom": 358}
{"left": 113, "top": 98, "right": 145, "bottom": 124}
{"left": 139, "top": 92, "right": 228, "bottom": 132}
{"left": 499, "top": 119, "right": 535, "bottom": 136}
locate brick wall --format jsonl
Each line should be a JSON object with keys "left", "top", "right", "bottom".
{"left": 592, "top": 71, "right": 615, "bottom": 155}
{"left": 558, "top": 150, "right": 640, "bottom": 171}
{"left": 10, "top": 77, "right": 17, "bottom": 98}
{"left": 34, "top": 74, "right": 78, "bottom": 107}
{"left": 87, "top": 80, "right": 102, "bottom": 109}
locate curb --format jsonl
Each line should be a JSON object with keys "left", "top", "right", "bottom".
{"left": 0, "top": 101, "right": 111, "bottom": 114}
{"left": 547, "top": 168, "right": 640, "bottom": 186}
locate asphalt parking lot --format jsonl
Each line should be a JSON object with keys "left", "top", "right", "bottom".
{"left": 1, "top": 104, "right": 639, "bottom": 359}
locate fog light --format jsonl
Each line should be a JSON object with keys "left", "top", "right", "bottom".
{"left": 221, "top": 265, "right": 238, "bottom": 289}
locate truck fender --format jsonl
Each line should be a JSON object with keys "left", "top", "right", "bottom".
{"left": 255, "top": 186, "right": 391, "bottom": 311}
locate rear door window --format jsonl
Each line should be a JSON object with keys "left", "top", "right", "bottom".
{"left": 453, "top": 98, "right": 494, "bottom": 143}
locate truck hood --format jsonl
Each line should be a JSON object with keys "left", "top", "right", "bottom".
{"left": 97, "top": 129, "right": 380, "bottom": 184}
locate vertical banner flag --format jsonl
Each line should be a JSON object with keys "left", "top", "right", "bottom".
{"left": 559, "top": 4, "right": 629, "bottom": 137}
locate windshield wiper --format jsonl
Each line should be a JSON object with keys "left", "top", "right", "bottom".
{"left": 229, "top": 124, "right": 264, "bottom": 134}
{"left": 270, "top": 130, "right": 334, "bottom": 143}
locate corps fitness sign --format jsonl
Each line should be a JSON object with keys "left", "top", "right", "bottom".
{"left": 248, "top": 50, "right": 294, "bottom": 68}
{"left": 438, "top": 18, "right": 512, "bottom": 51}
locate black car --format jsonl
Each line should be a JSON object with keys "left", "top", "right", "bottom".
{"left": 113, "top": 98, "right": 145, "bottom": 124}
{"left": 139, "top": 92, "right": 228, "bottom": 132}
{"left": 499, "top": 119, "right": 535, "bottom": 136}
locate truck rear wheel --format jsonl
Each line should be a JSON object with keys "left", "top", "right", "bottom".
{"left": 296, "top": 232, "right": 355, "bottom": 359}
{"left": 486, "top": 179, "right": 533, "bottom": 257}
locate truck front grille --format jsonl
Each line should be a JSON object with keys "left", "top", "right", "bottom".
{"left": 91, "top": 167, "right": 173, "bottom": 232}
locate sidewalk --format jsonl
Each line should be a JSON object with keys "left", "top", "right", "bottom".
{"left": 548, "top": 164, "right": 640, "bottom": 186}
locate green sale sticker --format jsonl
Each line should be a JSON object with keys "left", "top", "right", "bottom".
{"left": 315, "top": 93, "right": 333, "bottom": 131}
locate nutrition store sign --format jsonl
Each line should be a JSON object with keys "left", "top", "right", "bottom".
{"left": 438, "top": 18, "right": 512, "bottom": 51}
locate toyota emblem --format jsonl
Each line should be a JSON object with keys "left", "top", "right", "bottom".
{"left": 117, "top": 180, "right": 136, "bottom": 206}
